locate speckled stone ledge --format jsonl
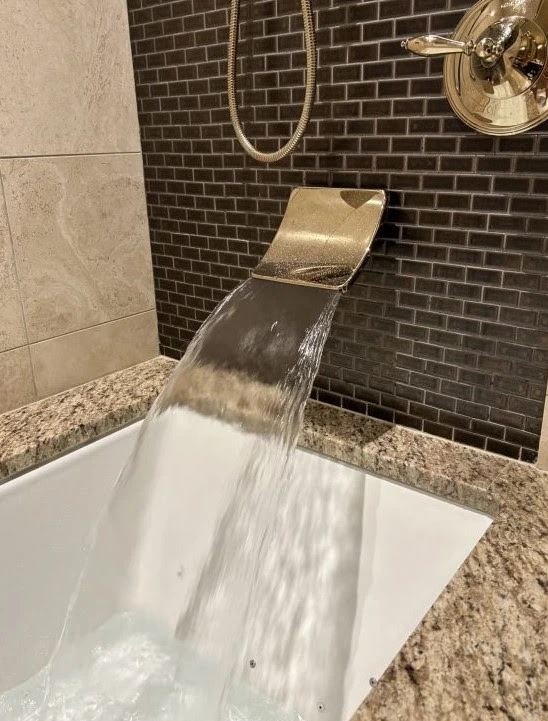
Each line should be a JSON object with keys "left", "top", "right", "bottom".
{"left": 300, "top": 403, "right": 548, "bottom": 721}
{"left": 0, "top": 357, "right": 546, "bottom": 720}
{"left": 0, "top": 356, "right": 176, "bottom": 482}
{"left": 356, "top": 456, "right": 548, "bottom": 721}
{"left": 301, "top": 402, "right": 502, "bottom": 516}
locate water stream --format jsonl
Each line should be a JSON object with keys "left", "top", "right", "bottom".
{"left": 0, "top": 278, "right": 364, "bottom": 721}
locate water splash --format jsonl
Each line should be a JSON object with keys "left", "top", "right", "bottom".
{"left": 0, "top": 278, "right": 364, "bottom": 721}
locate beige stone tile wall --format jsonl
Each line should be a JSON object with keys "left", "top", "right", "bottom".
{"left": 0, "top": 0, "right": 157, "bottom": 414}
{"left": 0, "top": 347, "right": 36, "bottom": 414}
{"left": 30, "top": 311, "right": 158, "bottom": 399}
{"left": 0, "top": 0, "right": 141, "bottom": 157}
{"left": 537, "top": 395, "right": 548, "bottom": 470}
{"left": 0, "top": 195, "right": 27, "bottom": 353}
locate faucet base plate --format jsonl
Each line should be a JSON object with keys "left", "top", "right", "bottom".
{"left": 444, "top": 0, "right": 548, "bottom": 135}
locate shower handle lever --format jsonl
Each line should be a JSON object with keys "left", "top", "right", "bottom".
{"left": 401, "top": 34, "right": 503, "bottom": 63}
{"left": 402, "top": 16, "right": 524, "bottom": 66}
{"left": 401, "top": 35, "right": 474, "bottom": 56}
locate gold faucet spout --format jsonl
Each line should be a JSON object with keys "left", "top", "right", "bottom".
{"left": 252, "top": 187, "right": 387, "bottom": 292}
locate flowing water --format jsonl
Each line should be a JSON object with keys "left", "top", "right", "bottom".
{"left": 0, "top": 278, "right": 364, "bottom": 721}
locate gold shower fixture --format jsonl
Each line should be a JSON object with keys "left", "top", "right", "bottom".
{"left": 252, "top": 188, "right": 387, "bottom": 291}
{"left": 402, "top": 0, "right": 548, "bottom": 135}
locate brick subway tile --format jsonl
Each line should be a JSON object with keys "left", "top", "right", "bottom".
{"left": 128, "top": 0, "right": 548, "bottom": 461}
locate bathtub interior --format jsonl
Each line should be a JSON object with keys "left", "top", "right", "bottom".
{"left": 0, "top": 416, "right": 492, "bottom": 721}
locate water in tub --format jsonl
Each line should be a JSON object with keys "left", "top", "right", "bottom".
{"left": 0, "top": 279, "right": 368, "bottom": 721}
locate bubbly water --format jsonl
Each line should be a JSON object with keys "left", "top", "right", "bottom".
{"left": 0, "top": 612, "right": 302, "bottom": 721}
{"left": 0, "top": 278, "right": 365, "bottom": 721}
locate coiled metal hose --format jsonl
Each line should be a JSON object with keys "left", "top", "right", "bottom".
{"left": 227, "top": 0, "right": 316, "bottom": 164}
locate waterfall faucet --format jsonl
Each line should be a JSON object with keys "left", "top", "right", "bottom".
{"left": 252, "top": 188, "right": 387, "bottom": 292}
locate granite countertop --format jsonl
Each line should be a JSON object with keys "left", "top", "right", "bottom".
{"left": 303, "top": 403, "right": 548, "bottom": 721}
{"left": 0, "top": 356, "right": 546, "bottom": 720}
{"left": 0, "top": 356, "right": 175, "bottom": 481}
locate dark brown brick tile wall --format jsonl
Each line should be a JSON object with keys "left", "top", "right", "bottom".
{"left": 127, "top": 0, "right": 548, "bottom": 462}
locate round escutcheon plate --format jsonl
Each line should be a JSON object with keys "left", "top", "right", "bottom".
{"left": 444, "top": 0, "right": 548, "bottom": 135}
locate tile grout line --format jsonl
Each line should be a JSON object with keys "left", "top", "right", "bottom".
{"left": 0, "top": 170, "right": 38, "bottom": 401}
{"left": 129, "top": 0, "right": 548, "bottom": 461}
{"left": 28, "top": 307, "right": 157, "bottom": 348}
{"left": 0, "top": 151, "right": 142, "bottom": 161}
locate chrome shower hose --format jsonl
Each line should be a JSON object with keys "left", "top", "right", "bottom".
{"left": 227, "top": 0, "right": 316, "bottom": 164}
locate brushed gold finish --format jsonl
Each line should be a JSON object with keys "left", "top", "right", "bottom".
{"left": 227, "top": 0, "right": 316, "bottom": 163}
{"left": 403, "top": 0, "right": 548, "bottom": 135}
{"left": 252, "top": 188, "right": 387, "bottom": 291}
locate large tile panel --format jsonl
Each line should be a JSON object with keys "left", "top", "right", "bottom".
{"left": 0, "top": 347, "right": 36, "bottom": 413}
{"left": 0, "top": 0, "right": 140, "bottom": 157}
{"left": 30, "top": 311, "right": 159, "bottom": 399}
{"left": 0, "top": 186, "right": 27, "bottom": 352}
{"left": 1, "top": 154, "right": 155, "bottom": 343}
{"left": 537, "top": 395, "right": 548, "bottom": 470}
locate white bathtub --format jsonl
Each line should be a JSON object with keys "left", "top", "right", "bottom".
{"left": 0, "top": 419, "right": 491, "bottom": 720}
